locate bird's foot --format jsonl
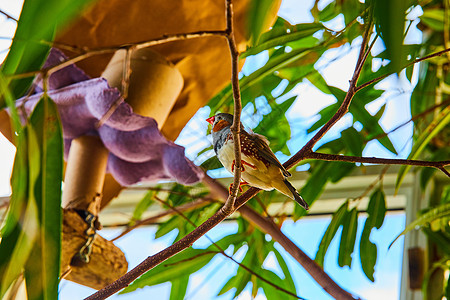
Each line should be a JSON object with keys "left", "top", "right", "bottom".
{"left": 228, "top": 181, "right": 249, "bottom": 194}
{"left": 231, "top": 160, "right": 256, "bottom": 172}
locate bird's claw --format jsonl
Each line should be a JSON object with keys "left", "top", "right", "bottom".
{"left": 228, "top": 181, "right": 249, "bottom": 194}
{"left": 231, "top": 160, "right": 256, "bottom": 173}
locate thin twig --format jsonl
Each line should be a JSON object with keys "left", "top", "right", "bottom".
{"left": 110, "top": 198, "right": 211, "bottom": 242}
{"left": 6, "top": 30, "right": 228, "bottom": 82}
{"left": 223, "top": 0, "right": 242, "bottom": 212}
{"left": 439, "top": 167, "right": 450, "bottom": 178}
{"left": 350, "top": 166, "right": 389, "bottom": 203}
{"left": 355, "top": 47, "right": 450, "bottom": 92}
{"left": 285, "top": 15, "right": 373, "bottom": 169}
{"left": 0, "top": 10, "right": 18, "bottom": 22}
{"left": 305, "top": 151, "right": 450, "bottom": 173}
{"left": 368, "top": 99, "right": 450, "bottom": 142}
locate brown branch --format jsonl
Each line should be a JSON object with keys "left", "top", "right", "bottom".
{"left": 7, "top": 30, "right": 228, "bottom": 81}
{"left": 153, "top": 195, "right": 303, "bottom": 299}
{"left": 285, "top": 15, "right": 373, "bottom": 169}
{"left": 368, "top": 99, "right": 450, "bottom": 142}
{"left": 355, "top": 47, "right": 450, "bottom": 92}
{"left": 223, "top": 0, "right": 242, "bottom": 211}
{"left": 305, "top": 151, "right": 450, "bottom": 173}
{"left": 439, "top": 167, "right": 450, "bottom": 178}
{"left": 202, "top": 175, "right": 358, "bottom": 300}
{"left": 350, "top": 166, "right": 389, "bottom": 203}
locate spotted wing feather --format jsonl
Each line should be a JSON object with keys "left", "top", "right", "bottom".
{"left": 246, "top": 131, "right": 291, "bottom": 177}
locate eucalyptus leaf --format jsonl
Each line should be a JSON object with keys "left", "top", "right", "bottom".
{"left": 359, "top": 188, "right": 386, "bottom": 281}
{"left": 122, "top": 248, "right": 218, "bottom": 294}
{"left": 391, "top": 202, "right": 450, "bottom": 248}
{"left": 315, "top": 201, "right": 348, "bottom": 267}
{"left": 169, "top": 275, "right": 189, "bottom": 300}
{"left": 247, "top": 0, "right": 281, "bottom": 46}
{"left": 396, "top": 105, "right": 450, "bottom": 191}
{"left": 338, "top": 208, "right": 358, "bottom": 268}
{"left": 132, "top": 190, "right": 156, "bottom": 222}
{"left": 25, "top": 96, "right": 63, "bottom": 300}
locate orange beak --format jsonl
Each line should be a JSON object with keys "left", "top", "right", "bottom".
{"left": 206, "top": 116, "right": 215, "bottom": 125}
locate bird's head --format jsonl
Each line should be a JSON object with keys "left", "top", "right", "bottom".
{"left": 206, "top": 113, "right": 234, "bottom": 133}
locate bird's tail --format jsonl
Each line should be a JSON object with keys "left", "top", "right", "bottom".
{"left": 283, "top": 179, "right": 309, "bottom": 210}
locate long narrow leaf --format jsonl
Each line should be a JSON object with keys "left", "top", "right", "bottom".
{"left": 315, "top": 201, "right": 348, "bottom": 267}
{"left": 391, "top": 202, "right": 450, "bottom": 248}
{"left": 359, "top": 188, "right": 386, "bottom": 281}
{"left": 0, "top": 127, "right": 40, "bottom": 298}
{"left": 25, "top": 96, "right": 63, "bottom": 300}
{"left": 338, "top": 207, "right": 358, "bottom": 267}
{"left": 396, "top": 105, "right": 450, "bottom": 191}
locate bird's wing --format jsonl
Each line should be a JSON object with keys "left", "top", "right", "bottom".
{"left": 247, "top": 131, "right": 291, "bottom": 177}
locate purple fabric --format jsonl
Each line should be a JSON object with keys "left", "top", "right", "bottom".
{"left": 15, "top": 48, "right": 203, "bottom": 186}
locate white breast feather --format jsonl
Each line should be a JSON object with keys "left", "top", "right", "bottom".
{"left": 217, "top": 139, "right": 283, "bottom": 191}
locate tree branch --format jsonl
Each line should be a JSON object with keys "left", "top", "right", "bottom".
{"left": 224, "top": 0, "right": 243, "bottom": 211}
{"left": 0, "top": 10, "right": 17, "bottom": 22}
{"left": 152, "top": 195, "right": 304, "bottom": 299}
{"left": 285, "top": 15, "right": 373, "bottom": 169}
{"left": 202, "top": 175, "right": 358, "bottom": 300}
{"left": 86, "top": 1, "right": 245, "bottom": 298}
{"left": 7, "top": 30, "right": 228, "bottom": 81}
{"left": 305, "top": 151, "right": 450, "bottom": 174}
{"left": 355, "top": 47, "right": 450, "bottom": 92}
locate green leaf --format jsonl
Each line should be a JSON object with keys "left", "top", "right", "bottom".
{"left": 350, "top": 99, "right": 397, "bottom": 154}
{"left": 421, "top": 9, "right": 447, "bottom": 31}
{"left": 391, "top": 202, "right": 450, "bottom": 248}
{"left": 396, "top": 105, "right": 450, "bottom": 191}
{"left": 0, "top": 0, "right": 95, "bottom": 106}
{"left": 338, "top": 208, "right": 358, "bottom": 267}
{"left": 200, "top": 156, "right": 223, "bottom": 170}
{"left": 0, "top": 127, "right": 40, "bottom": 298}
{"left": 132, "top": 190, "right": 156, "bottom": 222}
{"left": 155, "top": 215, "right": 183, "bottom": 239}
{"left": 218, "top": 273, "right": 239, "bottom": 296}
{"left": 254, "top": 96, "right": 297, "bottom": 155}
{"left": 169, "top": 275, "right": 189, "bottom": 300}
{"left": 242, "top": 22, "right": 324, "bottom": 58}
{"left": 372, "top": 0, "right": 407, "bottom": 73}
{"left": 247, "top": 0, "right": 281, "bottom": 46}
{"left": 341, "top": 127, "right": 363, "bottom": 157}
{"left": 24, "top": 96, "right": 63, "bottom": 300}
{"left": 308, "top": 102, "right": 340, "bottom": 133}
{"left": 319, "top": 1, "right": 338, "bottom": 22}
{"left": 272, "top": 248, "right": 296, "bottom": 294}
{"left": 122, "top": 248, "right": 217, "bottom": 294}
{"left": 295, "top": 161, "right": 334, "bottom": 218}
{"left": 209, "top": 46, "right": 321, "bottom": 112}
{"left": 306, "top": 71, "right": 331, "bottom": 94}
{"left": 315, "top": 201, "right": 348, "bottom": 267}
{"left": 258, "top": 268, "right": 296, "bottom": 300}
{"left": 329, "top": 162, "right": 355, "bottom": 183}
{"left": 359, "top": 188, "right": 386, "bottom": 281}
